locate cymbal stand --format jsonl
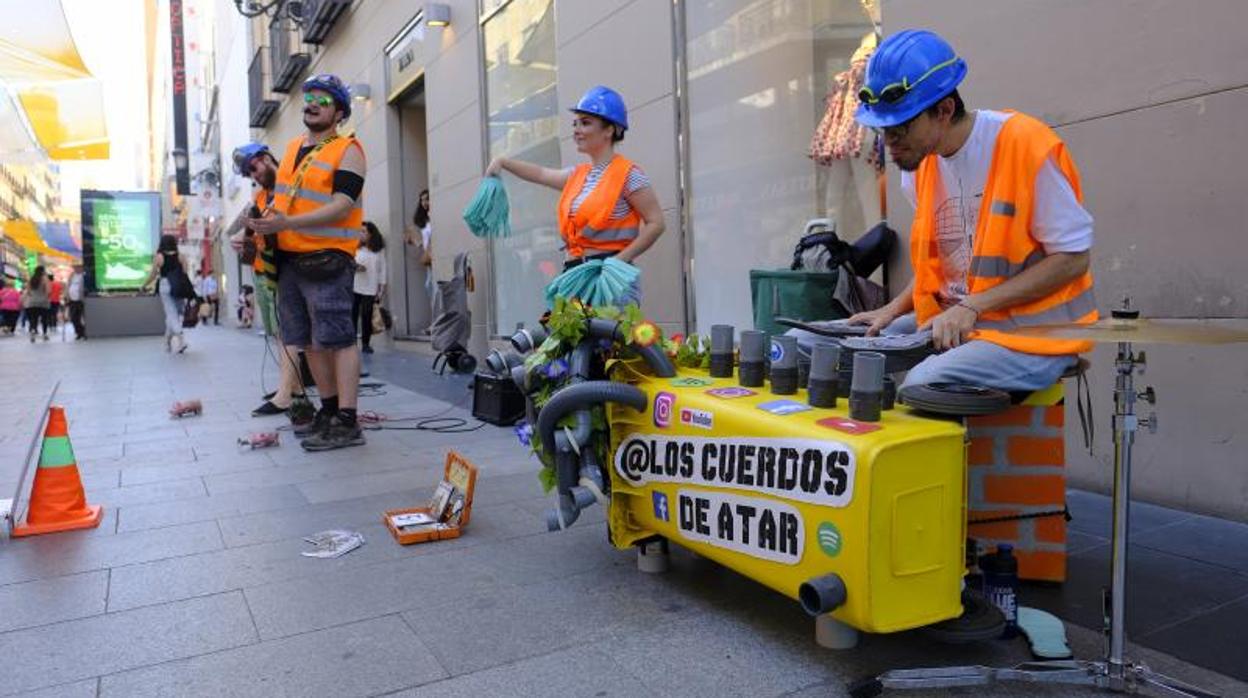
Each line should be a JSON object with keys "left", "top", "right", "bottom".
{"left": 851, "top": 342, "right": 1218, "bottom": 698}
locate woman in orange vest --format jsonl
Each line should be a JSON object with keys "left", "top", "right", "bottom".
{"left": 485, "top": 86, "right": 665, "bottom": 305}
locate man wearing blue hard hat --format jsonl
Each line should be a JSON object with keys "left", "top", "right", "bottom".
{"left": 847, "top": 30, "right": 1098, "bottom": 391}
{"left": 248, "top": 73, "right": 370, "bottom": 451}
{"left": 485, "top": 85, "right": 665, "bottom": 306}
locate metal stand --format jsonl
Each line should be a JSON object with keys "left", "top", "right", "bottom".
{"left": 852, "top": 343, "right": 1219, "bottom": 698}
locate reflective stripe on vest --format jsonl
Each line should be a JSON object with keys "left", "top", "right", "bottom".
{"left": 910, "top": 111, "right": 1097, "bottom": 355}
{"left": 271, "top": 134, "right": 364, "bottom": 256}
{"left": 556, "top": 154, "right": 642, "bottom": 258}
{"left": 969, "top": 250, "right": 1044, "bottom": 278}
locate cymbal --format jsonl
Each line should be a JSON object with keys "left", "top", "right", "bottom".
{"left": 1005, "top": 318, "right": 1248, "bottom": 345}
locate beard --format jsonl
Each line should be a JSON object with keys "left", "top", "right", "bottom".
{"left": 892, "top": 150, "right": 925, "bottom": 172}
{"left": 302, "top": 108, "right": 332, "bottom": 131}
{"left": 259, "top": 171, "right": 277, "bottom": 190}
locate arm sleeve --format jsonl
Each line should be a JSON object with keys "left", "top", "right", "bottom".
{"left": 1032, "top": 156, "right": 1094, "bottom": 254}
{"left": 624, "top": 165, "right": 651, "bottom": 196}
{"left": 332, "top": 170, "right": 365, "bottom": 201}
{"left": 378, "top": 253, "right": 388, "bottom": 287}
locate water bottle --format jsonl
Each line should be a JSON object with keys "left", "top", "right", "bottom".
{"left": 981, "top": 543, "right": 1019, "bottom": 639}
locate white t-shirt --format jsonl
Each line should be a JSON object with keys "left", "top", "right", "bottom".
{"left": 353, "top": 248, "right": 388, "bottom": 296}
{"left": 420, "top": 224, "right": 431, "bottom": 252}
{"left": 900, "top": 110, "right": 1094, "bottom": 305}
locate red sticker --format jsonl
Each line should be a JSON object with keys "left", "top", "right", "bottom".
{"left": 816, "top": 417, "right": 882, "bottom": 435}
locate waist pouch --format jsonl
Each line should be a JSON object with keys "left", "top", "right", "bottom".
{"left": 291, "top": 249, "right": 353, "bottom": 282}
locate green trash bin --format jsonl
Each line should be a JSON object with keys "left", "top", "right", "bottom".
{"left": 749, "top": 268, "right": 845, "bottom": 336}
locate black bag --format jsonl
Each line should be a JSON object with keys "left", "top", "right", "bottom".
{"left": 791, "top": 221, "right": 852, "bottom": 272}
{"left": 848, "top": 222, "right": 898, "bottom": 277}
{"left": 291, "top": 249, "right": 353, "bottom": 282}
{"left": 181, "top": 298, "right": 201, "bottom": 328}
{"left": 379, "top": 306, "right": 393, "bottom": 331}
{"left": 168, "top": 269, "right": 196, "bottom": 300}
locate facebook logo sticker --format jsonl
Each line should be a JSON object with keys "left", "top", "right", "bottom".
{"left": 652, "top": 491, "right": 670, "bottom": 522}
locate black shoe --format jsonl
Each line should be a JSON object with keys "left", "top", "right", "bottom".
{"left": 262, "top": 390, "right": 277, "bottom": 400}
{"left": 293, "top": 409, "right": 333, "bottom": 438}
{"left": 300, "top": 416, "right": 365, "bottom": 452}
{"left": 361, "top": 346, "right": 374, "bottom": 354}
{"left": 251, "top": 400, "right": 287, "bottom": 417}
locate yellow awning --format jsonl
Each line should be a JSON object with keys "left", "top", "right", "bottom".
{"left": 3, "top": 220, "right": 75, "bottom": 259}
{"left": 0, "top": 1, "right": 109, "bottom": 161}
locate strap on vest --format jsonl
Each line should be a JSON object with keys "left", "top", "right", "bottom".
{"left": 976, "top": 287, "right": 1098, "bottom": 330}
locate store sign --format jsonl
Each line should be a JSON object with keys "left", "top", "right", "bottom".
{"left": 676, "top": 489, "right": 804, "bottom": 565}
{"left": 385, "top": 16, "right": 426, "bottom": 101}
{"left": 169, "top": 0, "right": 189, "bottom": 195}
{"left": 614, "top": 433, "right": 856, "bottom": 508}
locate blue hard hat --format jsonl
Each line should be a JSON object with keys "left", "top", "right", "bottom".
{"left": 569, "top": 85, "right": 628, "bottom": 131}
{"left": 232, "top": 143, "right": 271, "bottom": 174}
{"left": 302, "top": 73, "right": 352, "bottom": 121}
{"left": 855, "top": 30, "right": 967, "bottom": 128}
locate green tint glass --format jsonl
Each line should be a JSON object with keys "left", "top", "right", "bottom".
{"left": 303, "top": 94, "right": 334, "bottom": 107}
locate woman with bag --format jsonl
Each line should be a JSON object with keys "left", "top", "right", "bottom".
{"left": 20, "top": 266, "right": 52, "bottom": 342}
{"left": 142, "top": 234, "right": 194, "bottom": 353}
{"left": 484, "top": 85, "right": 664, "bottom": 306}
{"left": 352, "top": 221, "right": 387, "bottom": 354}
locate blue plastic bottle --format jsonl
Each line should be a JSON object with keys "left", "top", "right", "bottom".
{"left": 982, "top": 543, "right": 1019, "bottom": 639}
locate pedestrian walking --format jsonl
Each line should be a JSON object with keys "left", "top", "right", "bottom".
{"left": 142, "top": 234, "right": 195, "bottom": 353}
{"left": 20, "top": 266, "right": 52, "bottom": 342}
{"left": 48, "top": 274, "right": 63, "bottom": 334}
{"left": 67, "top": 264, "right": 86, "bottom": 340}
{"left": 0, "top": 278, "right": 20, "bottom": 334}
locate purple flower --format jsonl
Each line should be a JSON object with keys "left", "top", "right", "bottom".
{"left": 543, "top": 358, "right": 569, "bottom": 380}
{"left": 514, "top": 421, "right": 533, "bottom": 447}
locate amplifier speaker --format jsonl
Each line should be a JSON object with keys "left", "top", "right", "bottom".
{"left": 472, "top": 372, "right": 526, "bottom": 426}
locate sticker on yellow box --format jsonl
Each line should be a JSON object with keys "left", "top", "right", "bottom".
{"left": 614, "top": 434, "right": 856, "bottom": 507}
{"left": 676, "top": 489, "right": 804, "bottom": 565}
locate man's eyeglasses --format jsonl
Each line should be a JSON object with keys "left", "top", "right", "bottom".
{"left": 873, "top": 112, "right": 922, "bottom": 140}
{"left": 304, "top": 94, "right": 334, "bottom": 108}
{"left": 858, "top": 56, "right": 960, "bottom": 105}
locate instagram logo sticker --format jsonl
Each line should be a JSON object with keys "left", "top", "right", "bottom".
{"left": 653, "top": 392, "right": 676, "bottom": 428}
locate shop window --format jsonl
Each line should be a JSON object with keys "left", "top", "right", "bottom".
{"left": 685, "top": 0, "right": 882, "bottom": 331}
{"left": 481, "top": 0, "right": 560, "bottom": 335}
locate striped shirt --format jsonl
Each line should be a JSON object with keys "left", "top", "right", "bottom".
{"left": 567, "top": 163, "right": 651, "bottom": 220}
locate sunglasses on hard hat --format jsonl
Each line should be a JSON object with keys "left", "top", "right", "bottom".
{"left": 304, "top": 94, "right": 334, "bottom": 108}
{"left": 857, "top": 56, "right": 960, "bottom": 105}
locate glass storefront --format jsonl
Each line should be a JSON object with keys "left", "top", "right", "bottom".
{"left": 481, "top": 0, "right": 562, "bottom": 335}
{"left": 685, "top": 0, "right": 882, "bottom": 331}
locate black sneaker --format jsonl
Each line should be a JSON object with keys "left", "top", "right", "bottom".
{"left": 361, "top": 346, "right": 374, "bottom": 354}
{"left": 300, "top": 416, "right": 365, "bottom": 452}
{"left": 251, "top": 400, "right": 286, "bottom": 417}
{"left": 293, "top": 409, "right": 333, "bottom": 438}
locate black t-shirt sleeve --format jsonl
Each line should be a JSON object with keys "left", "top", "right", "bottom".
{"left": 333, "top": 171, "right": 365, "bottom": 201}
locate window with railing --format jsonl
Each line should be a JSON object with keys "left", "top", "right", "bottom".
{"left": 269, "top": 15, "right": 310, "bottom": 93}
{"left": 300, "top": 0, "right": 352, "bottom": 44}
{"left": 248, "top": 48, "right": 279, "bottom": 128}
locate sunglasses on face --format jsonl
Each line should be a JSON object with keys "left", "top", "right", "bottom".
{"left": 874, "top": 112, "right": 923, "bottom": 141}
{"left": 858, "top": 56, "right": 960, "bottom": 105}
{"left": 304, "top": 94, "right": 334, "bottom": 108}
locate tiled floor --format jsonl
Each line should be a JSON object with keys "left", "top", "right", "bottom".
{"left": 0, "top": 326, "right": 1243, "bottom": 696}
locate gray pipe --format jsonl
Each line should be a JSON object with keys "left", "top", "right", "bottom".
{"left": 798, "top": 573, "right": 848, "bottom": 616}
{"left": 578, "top": 439, "right": 607, "bottom": 503}
{"left": 586, "top": 318, "right": 676, "bottom": 377}
{"left": 546, "top": 487, "right": 599, "bottom": 531}
{"left": 536, "top": 381, "right": 647, "bottom": 466}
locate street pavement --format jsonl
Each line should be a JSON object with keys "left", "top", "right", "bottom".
{"left": 0, "top": 325, "right": 1244, "bottom": 697}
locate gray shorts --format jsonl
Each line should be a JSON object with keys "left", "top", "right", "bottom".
{"left": 277, "top": 254, "right": 356, "bottom": 349}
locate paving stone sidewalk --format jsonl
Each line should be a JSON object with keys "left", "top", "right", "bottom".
{"left": 0, "top": 327, "right": 1243, "bottom": 697}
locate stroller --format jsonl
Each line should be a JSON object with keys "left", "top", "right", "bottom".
{"left": 430, "top": 252, "right": 478, "bottom": 375}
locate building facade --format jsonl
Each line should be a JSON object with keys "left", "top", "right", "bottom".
{"left": 210, "top": 0, "right": 1248, "bottom": 522}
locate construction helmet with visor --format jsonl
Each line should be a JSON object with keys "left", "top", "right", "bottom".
{"left": 232, "top": 143, "right": 271, "bottom": 175}
{"left": 302, "top": 73, "right": 352, "bottom": 121}
{"left": 855, "top": 30, "right": 967, "bottom": 129}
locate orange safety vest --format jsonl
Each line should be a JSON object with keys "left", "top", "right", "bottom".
{"left": 556, "top": 155, "right": 641, "bottom": 258}
{"left": 911, "top": 112, "right": 1097, "bottom": 355}
{"left": 251, "top": 188, "right": 270, "bottom": 274}
{"left": 270, "top": 135, "right": 364, "bottom": 256}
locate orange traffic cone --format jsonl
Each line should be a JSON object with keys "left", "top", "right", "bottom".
{"left": 11, "top": 406, "right": 103, "bottom": 537}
